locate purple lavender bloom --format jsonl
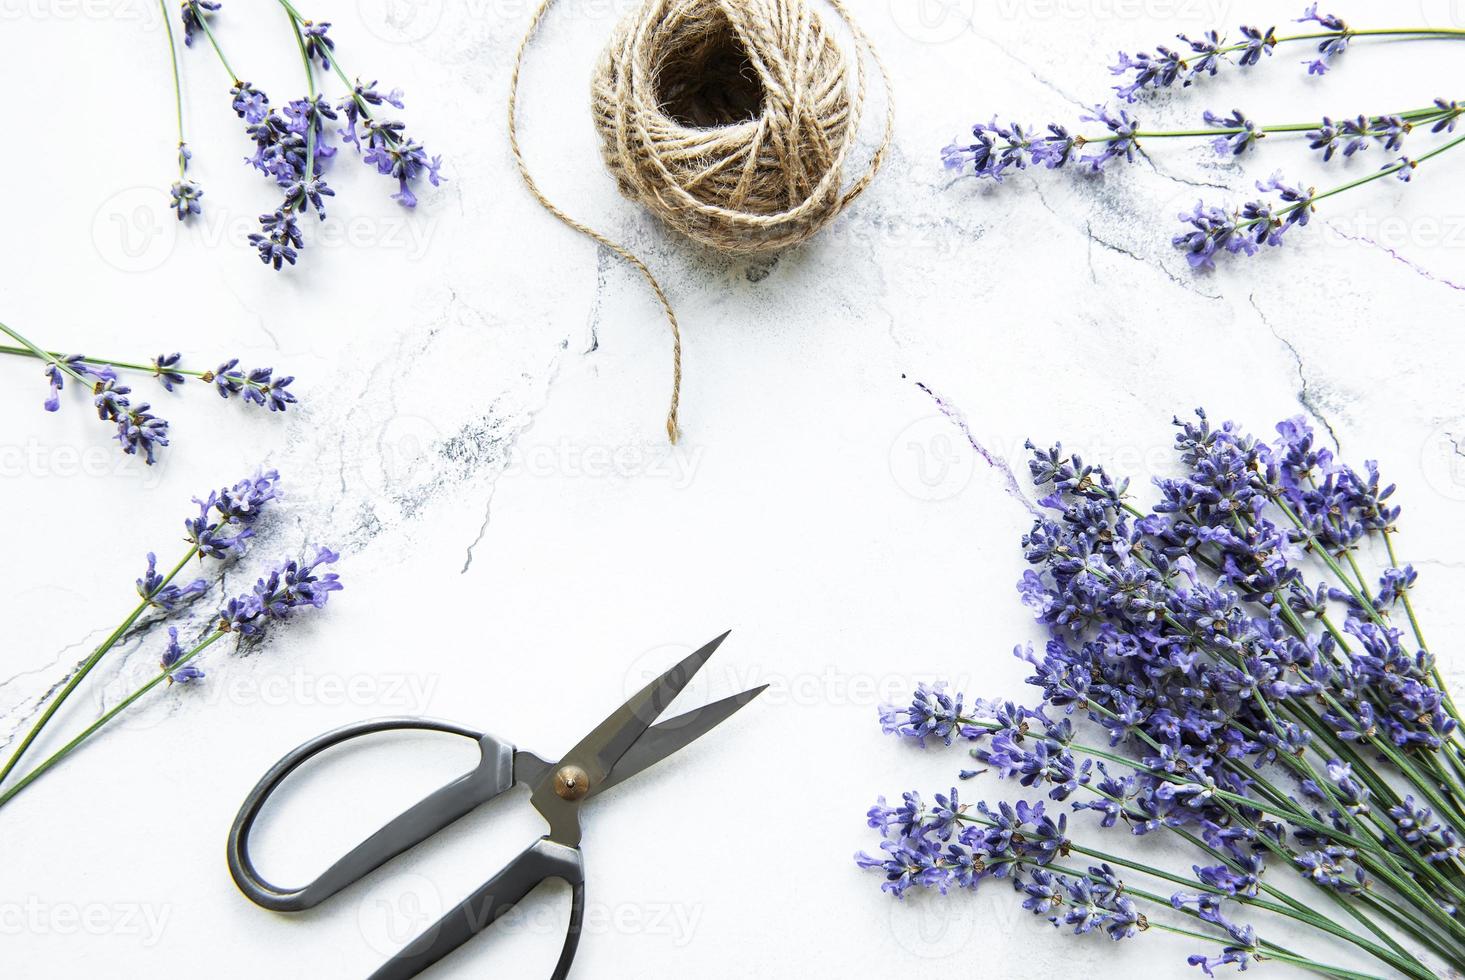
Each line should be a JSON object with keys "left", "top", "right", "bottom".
{"left": 1202, "top": 109, "right": 1262, "bottom": 156}
{"left": 281, "top": 176, "right": 335, "bottom": 220}
{"left": 1297, "top": 4, "right": 1350, "bottom": 73}
{"left": 209, "top": 358, "right": 245, "bottom": 398}
{"left": 1180, "top": 31, "right": 1225, "bottom": 77}
{"left": 1079, "top": 106, "right": 1139, "bottom": 169}
{"left": 93, "top": 378, "right": 132, "bottom": 422}
{"left": 151, "top": 352, "right": 187, "bottom": 391}
{"left": 339, "top": 80, "right": 405, "bottom": 149}
{"left": 170, "top": 179, "right": 203, "bottom": 221}
{"left": 1431, "top": 99, "right": 1463, "bottom": 133}
{"left": 136, "top": 552, "right": 208, "bottom": 611}
{"left": 240, "top": 367, "right": 297, "bottom": 412}
{"left": 121, "top": 403, "right": 178, "bottom": 467}
{"left": 249, "top": 210, "right": 303, "bottom": 269}
{"left": 1030, "top": 125, "right": 1076, "bottom": 169}
{"left": 1389, "top": 156, "right": 1419, "bottom": 182}
{"left": 1236, "top": 25, "right": 1276, "bottom": 66}
{"left": 1188, "top": 923, "right": 1259, "bottom": 976}
{"left": 362, "top": 134, "right": 443, "bottom": 208}
{"left": 40, "top": 354, "right": 104, "bottom": 412}
{"left": 1172, "top": 204, "right": 1244, "bottom": 271}
{"left": 284, "top": 96, "right": 339, "bottom": 172}
{"left": 179, "top": 0, "right": 220, "bottom": 47}
{"left": 1173, "top": 173, "right": 1314, "bottom": 269}
{"left": 160, "top": 627, "right": 206, "bottom": 683}
{"left": 879, "top": 683, "right": 971, "bottom": 746}
{"left": 218, "top": 547, "right": 342, "bottom": 639}
{"left": 231, "top": 81, "right": 270, "bottom": 124}
{"left": 301, "top": 20, "right": 335, "bottom": 70}
{"left": 1109, "top": 46, "right": 1188, "bottom": 101}
{"left": 185, "top": 469, "right": 281, "bottom": 559}
{"left": 1307, "top": 117, "right": 1344, "bottom": 161}
{"left": 114, "top": 403, "right": 170, "bottom": 464}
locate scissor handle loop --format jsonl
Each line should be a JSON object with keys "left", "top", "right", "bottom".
{"left": 226, "top": 717, "right": 515, "bottom": 912}
{"left": 368, "top": 837, "right": 587, "bottom": 980}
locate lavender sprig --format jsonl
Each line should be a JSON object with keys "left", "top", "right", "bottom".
{"left": 0, "top": 470, "right": 282, "bottom": 791}
{"left": 160, "top": 0, "right": 203, "bottom": 222}
{"left": 861, "top": 412, "right": 1465, "bottom": 977}
{"left": 1110, "top": 6, "right": 1465, "bottom": 100}
{"left": 0, "top": 323, "right": 299, "bottom": 463}
{"left": 944, "top": 99, "right": 1465, "bottom": 179}
{"left": 0, "top": 544, "right": 341, "bottom": 811}
{"left": 1174, "top": 131, "right": 1465, "bottom": 269}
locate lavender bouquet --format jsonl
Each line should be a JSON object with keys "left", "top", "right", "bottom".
{"left": 861, "top": 412, "right": 1464, "bottom": 977}
{"left": 161, "top": 1, "right": 442, "bottom": 269}
{"left": 942, "top": 7, "right": 1465, "bottom": 270}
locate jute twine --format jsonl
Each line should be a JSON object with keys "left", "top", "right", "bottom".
{"left": 509, "top": 0, "right": 892, "bottom": 442}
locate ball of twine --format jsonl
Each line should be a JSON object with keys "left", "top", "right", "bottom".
{"left": 591, "top": 0, "right": 886, "bottom": 254}
{"left": 510, "top": 0, "right": 891, "bottom": 440}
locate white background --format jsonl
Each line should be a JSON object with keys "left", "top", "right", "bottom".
{"left": 3, "top": 0, "right": 1465, "bottom": 976}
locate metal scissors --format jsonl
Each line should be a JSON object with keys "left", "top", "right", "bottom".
{"left": 226, "top": 631, "right": 762, "bottom": 980}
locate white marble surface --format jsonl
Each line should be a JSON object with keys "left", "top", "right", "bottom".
{"left": 3, "top": 0, "right": 1465, "bottom": 976}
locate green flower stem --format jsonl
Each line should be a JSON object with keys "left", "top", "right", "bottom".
{"left": 185, "top": 1, "right": 238, "bottom": 82}
{"left": 1266, "top": 499, "right": 1465, "bottom": 829}
{"left": 950, "top": 815, "right": 1393, "bottom": 980}
{"left": 1074, "top": 773, "right": 1418, "bottom": 969}
{"left": 1355, "top": 887, "right": 1465, "bottom": 970}
{"left": 1382, "top": 527, "right": 1465, "bottom": 737}
{"left": 963, "top": 713, "right": 1396, "bottom": 878}
{"left": 949, "top": 808, "right": 1394, "bottom": 972}
{"left": 1089, "top": 542, "right": 1441, "bottom": 873}
{"left": 1069, "top": 795, "right": 1428, "bottom": 978}
{"left": 0, "top": 323, "right": 90, "bottom": 387}
{"left": 159, "top": 0, "right": 188, "bottom": 177}
{"left": 0, "top": 547, "right": 199, "bottom": 789}
{"left": 1208, "top": 129, "right": 1465, "bottom": 236}
{"left": 1110, "top": 513, "right": 1465, "bottom": 892}
{"left": 283, "top": 10, "right": 317, "bottom": 179}
{"left": 1062, "top": 702, "right": 1465, "bottom": 936}
{"left": 0, "top": 631, "right": 224, "bottom": 811}
{"left": 1145, "top": 920, "right": 1383, "bottom": 980}
{"left": 1242, "top": 666, "right": 1465, "bottom": 902}
{"left": 1183, "top": 756, "right": 1438, "bottom": 970}
{"left": 1085, "top": 102, "right": 1463, "bottom": 144}
{"left": 1213, "top": 27, "right": 1465, "bottom": 55}
{"left": 1115, "top": 498, "right": 1465, "bottom": 953}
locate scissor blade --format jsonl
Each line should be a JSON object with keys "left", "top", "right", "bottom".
{"left": 554, "top": 631, "right": 731, "bottom": 786}
{"left": 591, "top": 685, "right": 766, "bottom": 798}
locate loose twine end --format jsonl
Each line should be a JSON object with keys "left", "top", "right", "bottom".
{"left": 509, "top": 0, "right": 891, "bottom": 445}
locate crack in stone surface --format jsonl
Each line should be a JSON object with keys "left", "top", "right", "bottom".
{"left": 1250, "top": 293, "right": 1342, "bottom": 451}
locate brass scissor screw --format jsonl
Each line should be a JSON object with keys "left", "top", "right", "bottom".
{"left": 554, "top": 765, "right": 591, "bottom": 801}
